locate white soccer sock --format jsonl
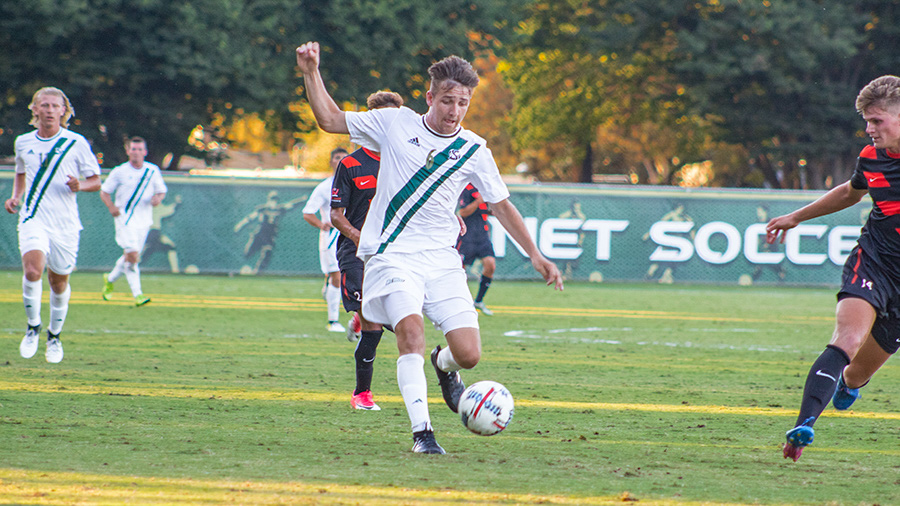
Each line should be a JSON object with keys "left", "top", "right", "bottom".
{"left": 397, "top": 353, "right": 431, "bottom": 433}
{"left": 22, "top": 276, "right": 42, "bottom": 326}
{"left": 325, "top": 282, "right": 340, "bottom": 322}
{"left": 48, "top": 285, "right": 71, "bottom": 335}
{"left": 108, "top": 255, "right": 126, "bottom": 283}
{"left": 123, "top": 261, "right": 142, "bottom": 297}
{"left": 436, "top": 346, "right": 461, "bottom": 372}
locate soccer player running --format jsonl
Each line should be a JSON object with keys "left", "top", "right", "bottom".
{"left": 4, "top": 87, "right": 101, "bottom": 363}
{"left": 297, "top": 41, "right": 564, "bottom": 454}
{"left": 456, "top": 183, "right": 497, "bottom": 315}
{"left": 100, "top": 137, "right": 168, "bottom": 306}
{"left": 767, "top": 75, "right": 900, "bottom": 462}
{"left": 331, "top": 91, "right": 404, "bottom": 411}
{"left": 303, "top": 148, "right": 349, "bottom": 333}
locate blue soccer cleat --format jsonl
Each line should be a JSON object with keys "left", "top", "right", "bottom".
{"left": 832, "top": 372, "right": 861, "bottom": 411}
{"left": 783, "top": 416, "right": 815, "bottom": 462}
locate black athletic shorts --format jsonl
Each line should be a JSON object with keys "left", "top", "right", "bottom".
{"left": 458, "top": 239, "right": 495, "bottom": 266}
{"left": 837, "top": 246, "right": 900, "bottom": 354}
{"left": 340, "top": 264, "right": 363, "bottom": 313}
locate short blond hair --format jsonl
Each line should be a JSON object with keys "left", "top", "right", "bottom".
{"left": 856, "top": 76, "right": 900, "bottom": 114}
{"left": 29, "top": 87, "right": 75, "bottom": 128}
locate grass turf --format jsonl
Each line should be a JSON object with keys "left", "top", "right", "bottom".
{"left": 1, "top": 270, "right": 899, "bottom": 505}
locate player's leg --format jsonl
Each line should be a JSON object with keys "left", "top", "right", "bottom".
{"left": 835, "top": 316, "right": 897, "bottom": 410}
{"left": 473, "top": 254, "right": 496, "bottom": 315}
{"left": 362, "top": 254, "right": 442, "bottom": 453}
{"left": 45, "top": 270, "right": 70, "bottom": 364}
{"left": 784, "top": 296, "right": 873, "bottom": 461}
{"left": 123, "top": 249, "right": 150, "bottom": 305}
{"left": 325, "top": 270, "right": 343, "bottom": 331}
{"left": 343, "top": 264, "right": 382, "bottom": 409}
{"left": 42, "top": 229, "right": 81, "bottom": 364}
{"left": 18, "top": 222, "right": 48, "bottom": 359}
{"left": 424, "top": 249, "right": 480, "bottom": 413}
{"left": 19, "top": 249, "right": 46, "bottom": 359}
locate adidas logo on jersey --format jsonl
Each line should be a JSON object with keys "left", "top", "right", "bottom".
{"left": 407, "top": 137, "right": 420, "bottom": 146}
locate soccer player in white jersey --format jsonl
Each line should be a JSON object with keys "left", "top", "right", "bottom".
{"left": 4, "top": 87, "right": 101, "bottom": 363}
{"left": 297, "top": 41, "right": 564, "bottom": 454}
{"left": 100, "top": 137, "right": 168, "bottom": 306}
{"left": 303, "top": 148, "right": 349, "bottom": 333}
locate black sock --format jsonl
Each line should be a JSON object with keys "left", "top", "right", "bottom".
{"left": 475, "top": 275, "right": 492, "bottom": 303}
{"left": 354, "top": 330, "right": 383, "bottom": 395}
{"left": 796, "top": 345, "right": 850, "bottom": 426}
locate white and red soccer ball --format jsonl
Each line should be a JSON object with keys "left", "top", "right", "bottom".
{"left": 458, "top": 380, "right": 514, "bottom": 436}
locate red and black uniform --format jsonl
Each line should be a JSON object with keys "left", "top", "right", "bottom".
{"left": 456, "top": 183, "right": 494, "bottom": 266}
{"left": 331, "top": 148, "right": 380, "bottom": 312}
{"left": 841, "top": 145, "right": 900, "bottom": 353}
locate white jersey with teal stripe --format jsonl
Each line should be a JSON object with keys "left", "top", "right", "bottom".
{"left": 14, "top": 128, "right": 101, "bottom": 231}
{"left": 347, "top": 107, "right": 510, "bottom": 257}
{"left": 101, "top": 161, "right": 167, "bottom": 229}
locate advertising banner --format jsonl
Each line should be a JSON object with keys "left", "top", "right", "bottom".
{"left": 0, "top": 172, "right": 868, "bottom": 286}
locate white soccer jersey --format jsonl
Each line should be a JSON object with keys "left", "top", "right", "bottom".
{"left": 346, "top": 107, "right": 509, "bottom": 257}
{"left": 14, "top": 128, "right": 101, "bottom": 231}
{"left": 101, "top": 161, "right": 168, "bottom": 229}
{"left": 302, "top": 176, "right": 335, "bottom": 227}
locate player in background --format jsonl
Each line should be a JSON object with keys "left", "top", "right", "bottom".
{"left": 4, "top": 87, "right": 101, "bottom": 363}
{"left": 303, "top": 147, "right": 349, "bottom": 332}
{"left": 100, "top": 137, "right": 167, "bottom": 306}
{"left": 331, "top": 91, "right": 404, "bottom": 411}
{"left": 297, "top": 41, "right": 563, "bottom": 454}
{"left": 456, "top": 183, "right": 496, "bottom": 316}
{"left": 767, "top": 75, "right": 900, "bottom": 462}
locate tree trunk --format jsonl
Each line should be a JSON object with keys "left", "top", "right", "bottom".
{"left": 578, "top": 141, "right": 593, "bottom": 183}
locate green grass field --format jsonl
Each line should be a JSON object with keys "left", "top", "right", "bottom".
{"left": 1, "top": 270, "right": 898, "bottom": 505}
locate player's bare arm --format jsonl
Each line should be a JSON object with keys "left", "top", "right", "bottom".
{"left": 330, "top": 207, "right": 360, "bottom": 246}
{"left": 67, "top": 174, "right": 101, "bottom": 193}
{"left": 491, "top": 198, "right": 564, "bottom": 290}
{"left": 151, "top": 193, "right": 166, "bottom": 206}
{"left": 303, "top": 212, "right": 331, "bottom": 232}
{"left": 295, "top": 42, "right": 348, "bottom": 134}
{"left": 4, "top": 172, "right": 26, "bottom": 213}
{"left": 766, "top": 181, "right": 867, "bottom": 244}
{"left": 100, "top": 191, "right": 121, "bottom": 217}
{"left": 458, "top": 196, "right": 483, "bottom": 218}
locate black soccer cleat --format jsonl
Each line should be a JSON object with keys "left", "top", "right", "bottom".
{"left": 431, "top": 345, "right": 465, "bottom": 413}
{"left": 412, "top": 430, "right": 445, "bottom": 454}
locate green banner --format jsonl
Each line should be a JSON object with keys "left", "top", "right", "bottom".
{"left": 0, "top": 171, "right": 868, "bottom": 286}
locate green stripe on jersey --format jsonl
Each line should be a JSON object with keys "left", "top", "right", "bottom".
{"left": 22, "top": 139, "right": 77, "bottom": 224}
{"left": 376, "top": 142, "right": 480, "bottom": 253}
{"left": 381, "top": 137, "right": 467, "bottom": 233}
{"left": 124, "top": 168, "right": 151, "bottom": 213}
{"left": 24, "top": 138, "right": 68, "bottom": 209}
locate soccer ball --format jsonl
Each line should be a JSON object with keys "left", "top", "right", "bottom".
{"left": 458, "top": 380, "right": 514, "bottom": 436}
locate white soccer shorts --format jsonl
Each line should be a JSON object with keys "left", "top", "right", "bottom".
{"left": 18, "top": 219, "right": 80, "bottom": 275}
{"left": 114, "top": 221, "right": 150, "bottom": 253}
{"left": 319, "top": 228, "right": 340, "bottom": 274}
{"left": 361, "top": 247, "right": 478, "bottom": 332}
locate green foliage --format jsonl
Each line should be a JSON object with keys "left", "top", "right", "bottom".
{"left": 0, "top": 0, "right": 518, "bottom": 167}
{"left": 502, "top": 0, "right": 900, "bottom": 188}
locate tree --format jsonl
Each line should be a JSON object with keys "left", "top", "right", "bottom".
{"left": 0, "top": 0, "right": 519, "bottom": 168}
{"left": 501, "top": 0, "right": 715, "bottom": 183}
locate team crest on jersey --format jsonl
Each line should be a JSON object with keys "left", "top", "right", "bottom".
{"left": 425, "top": 149, "right": 436, "bottom": 170}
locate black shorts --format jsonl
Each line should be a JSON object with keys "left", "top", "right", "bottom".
{"left": 837, "top": 246, "right": 900, "bottom": 354}
{"left": 458, "top": 238, "right": 495, "bottom": 266}
{"left": 340, "top": 264, "right": 363, "bottom": 313}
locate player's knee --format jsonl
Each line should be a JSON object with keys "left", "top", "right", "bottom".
{"left": 23, "top": 267, "right": 42, "bottom": 281}
{"left": 455, "top": 350, "right": 480, "bottom": 370}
